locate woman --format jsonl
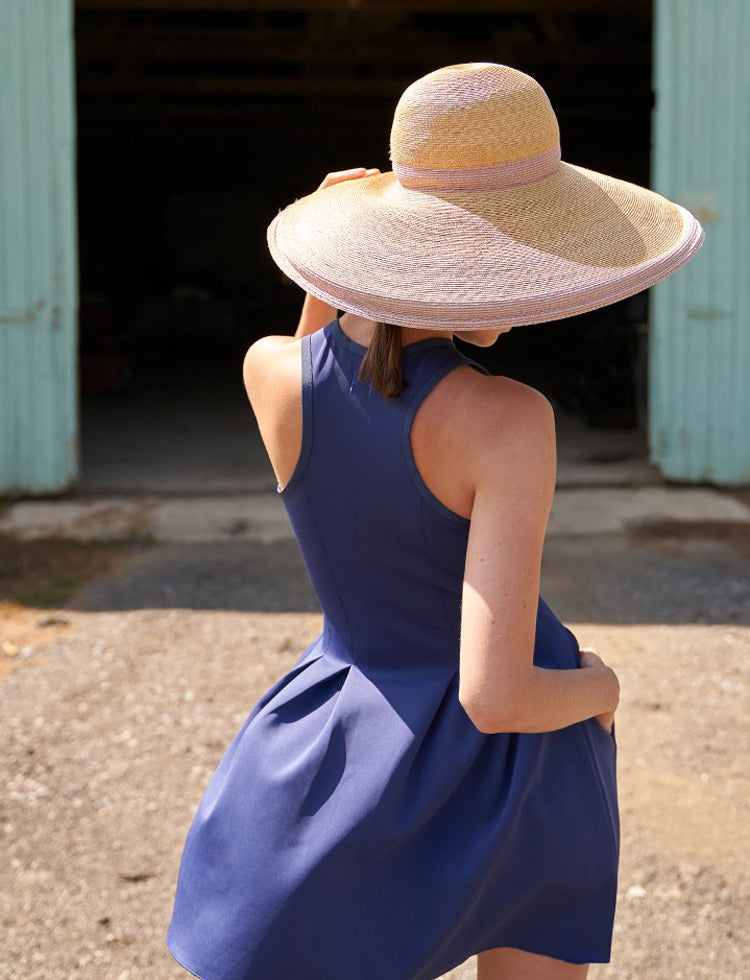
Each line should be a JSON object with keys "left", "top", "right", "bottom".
{"left": 166, "top": 63, "right": 703, "bottom": 980}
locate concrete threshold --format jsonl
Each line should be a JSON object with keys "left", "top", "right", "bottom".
{"left": 1, "top": 487, "right": 749, "bottom": 543}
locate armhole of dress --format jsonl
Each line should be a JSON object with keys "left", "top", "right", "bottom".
{"left": 277, "top": 333, "right": 313, "bottom": 502}
{"left": 401, "top": 355, "right": 490, "bottom": 525}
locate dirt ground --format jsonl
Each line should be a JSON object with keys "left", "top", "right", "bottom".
{"left": 1, "top": 524, "right": 748, "bottom": 979}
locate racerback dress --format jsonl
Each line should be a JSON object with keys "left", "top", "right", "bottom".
{"left": 166, "top": 316, "right": 620, "bottom": 980}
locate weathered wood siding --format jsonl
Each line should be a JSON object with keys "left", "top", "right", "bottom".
{"left": 0, "top": 0, "right": 78, "bottom": 493}
{"left": 650, "top": 0, "right": 750, "bottom": 485}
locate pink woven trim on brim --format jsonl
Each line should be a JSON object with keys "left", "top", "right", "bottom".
{"left": 267, "top": 205, "right": 704, "bottom": 331}
{"left": 393, "top": 144, "right": 562, "bottom": 191}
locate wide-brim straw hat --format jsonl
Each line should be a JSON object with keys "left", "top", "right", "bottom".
{"left": 267, "top": 62, "right": 704, "bottom": 331}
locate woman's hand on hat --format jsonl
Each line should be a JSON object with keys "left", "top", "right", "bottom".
{"left": 317, "top": 168, "right": 381, "bottom": 192}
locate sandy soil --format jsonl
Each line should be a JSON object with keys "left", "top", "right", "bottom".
{"left": 1, "top": 527, "right": 748, "bottom": 979}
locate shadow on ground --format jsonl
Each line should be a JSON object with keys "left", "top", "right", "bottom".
{"left": 3, "top": 527, "right": 746, "bottom": 625}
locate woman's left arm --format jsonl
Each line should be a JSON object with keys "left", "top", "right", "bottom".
{"left": 292, "top": 167, "right": 381, "bottom": 339}
{"left": 294, "top": 291, "right": 339, "bottom": 339}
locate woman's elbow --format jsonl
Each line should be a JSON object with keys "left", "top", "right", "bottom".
{"left": 458, "top": 692, "right": 520, "bottom": 735}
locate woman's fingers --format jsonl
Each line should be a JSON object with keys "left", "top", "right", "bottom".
{"left": 317, "top": 167, "right": 381, "bottom": 191}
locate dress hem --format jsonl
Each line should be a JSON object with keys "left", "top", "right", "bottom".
{"left": 166, "top": 936, "right": 215, "bottom": 980}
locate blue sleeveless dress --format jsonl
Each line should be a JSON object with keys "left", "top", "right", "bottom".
{"left": 166, "top": 316, "right": 619, "bottom": 980}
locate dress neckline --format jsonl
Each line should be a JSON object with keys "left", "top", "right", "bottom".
{"left": 329, "top": 316, "right": 456, "bottom": 357}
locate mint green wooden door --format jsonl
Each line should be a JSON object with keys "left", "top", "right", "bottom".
{"left": 0, "top": 0, "right": 78, "bottom": 493}
{"left": 650, "top": 0, "right": 750, "bottom": 485}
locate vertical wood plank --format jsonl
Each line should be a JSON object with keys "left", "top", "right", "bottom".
{"left": 0, "top": 0, "right": 78, "bottom": 493}
{"left": 650, "top": 0, "right": 750, "bottom": 484}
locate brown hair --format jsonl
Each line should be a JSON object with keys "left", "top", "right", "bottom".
{"left": 356, "top": 321, "right": 406, "bottom": 400}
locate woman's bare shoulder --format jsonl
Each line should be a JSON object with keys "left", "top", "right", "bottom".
{"left": 242, "top": 333, "right": 301, "bottom": 402}
{"left": 444, "top": 368, "right": 556, "bottom": 494}
{"left": 243, "top": 332, "right": 298, "bottom": 374}
{"left": 453, "top": 368, "right": 555, "bottom": 446}
{"left": 428, "top": 367, "right": 555, "bottom": 518}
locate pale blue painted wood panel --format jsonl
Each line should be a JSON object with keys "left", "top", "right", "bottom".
{"left": 650, "top": 0, "right": 750, "bottom": 484}
{"left": 0, "top": 0, "right": 78, "bottom": 493}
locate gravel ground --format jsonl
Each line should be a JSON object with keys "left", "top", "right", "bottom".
{"left": 1, "top": 527, "right": 748, "bottom": 979}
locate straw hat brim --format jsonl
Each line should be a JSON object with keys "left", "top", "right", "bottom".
{"left": 267, "top": 163, "right": 704, "bottom": 330}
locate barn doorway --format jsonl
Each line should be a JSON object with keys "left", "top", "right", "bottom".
{"left": 74, "top": 0, "right": 654, "bottom": 493}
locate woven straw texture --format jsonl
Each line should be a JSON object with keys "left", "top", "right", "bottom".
{"left": 267, "top": 63, "right": 704, "bottom": 331}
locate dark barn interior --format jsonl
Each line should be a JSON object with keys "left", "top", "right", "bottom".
{"left": 74, "top": 0, "right": 653, "bottom": 492}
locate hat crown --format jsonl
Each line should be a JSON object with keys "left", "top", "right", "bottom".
{"left": 389, "top": 63, "right": 561, "bottom": 191}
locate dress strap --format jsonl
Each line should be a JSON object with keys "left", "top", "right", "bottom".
{"left": 276, "top": 332, "right": 313, "bottom": 501}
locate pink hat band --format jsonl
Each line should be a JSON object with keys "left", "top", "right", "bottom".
{"left": 392, "top": 143, "right": 562, "bottom": 193}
